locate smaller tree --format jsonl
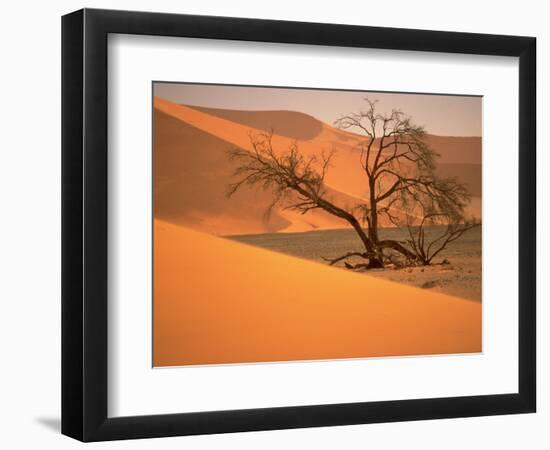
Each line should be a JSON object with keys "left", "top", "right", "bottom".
{"left": 398, "top": 176, "right": 479, "bottom": 265}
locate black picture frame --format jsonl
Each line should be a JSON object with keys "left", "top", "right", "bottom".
{"left": 61, "top": 8, "right": 536, "bottom": 442}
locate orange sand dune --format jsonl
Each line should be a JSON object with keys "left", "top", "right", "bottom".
{"left": 153, "top": 220, "right": 482, "bottom": 367}
{"left": 185, "top": 103, "right": 373, "bottom": 201}
{"left": 438, "top": 163, "right": 482, "bottom": 197}
{"left": 154, "top": 97, "right": 482, "bottom": 234}
{"left": 155, "top": 97, "right": 369, "bottom": 200}
{"left": 154, "top": 108, "right": 362, "bottom": 235}
{"left": 438, "top": 163, "right": 482, "bottom": 218}
{"left": 191, "top": 105, "right": 324, "bottom": 140}
{"left": 426, "top": 135, "right": 482, "bottom": 165}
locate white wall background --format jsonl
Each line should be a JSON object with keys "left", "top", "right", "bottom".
{"left": 0, "top": 1, "right": 546, "bottom": 448}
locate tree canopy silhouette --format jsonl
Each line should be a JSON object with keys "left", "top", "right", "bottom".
{"left": 227, "top": 98, "right": 479, "bottom": 269}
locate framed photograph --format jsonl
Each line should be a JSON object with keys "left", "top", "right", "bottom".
{"left": 61, "top": 8, "right": 536, "bottom": 441}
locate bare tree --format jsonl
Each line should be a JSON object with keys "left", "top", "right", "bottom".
{"left": 399, "top": 176, "right": 479, "bottom": 265}
{"left": 227, "top": 131, "right": 383, "bottom": 268}
{"left": 227, "top": 99, "right": 479, "bottom": 269}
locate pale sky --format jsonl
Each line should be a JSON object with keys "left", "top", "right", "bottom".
{"left": 154, "top": 82, "right": 482, "bottom": 137}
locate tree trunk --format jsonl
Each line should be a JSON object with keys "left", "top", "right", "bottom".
{"left": 368, "top": 178, "right": 379, "bottom": 244}
{"left": 301, "top": 188, "right": 384, "bottom": 268}
{"left": 378, "top": 240, "right": 418, "bottom": 261}
{"left": 366, "top": 177, "right": 384, "bottom": 268}
{"left": 348, "top": 217, "right": 384, "bottom": 268}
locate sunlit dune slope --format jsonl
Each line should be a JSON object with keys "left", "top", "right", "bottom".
{"left": 187, "top": 105, "right": 482, "bottom": 166}
{"left": 154, "top": 108, "right": 361, "bottom": 235}
{"left": 156, "top": 97, "right": 369, "bottom": 201}
{"left": 191, "top": 105, "right": 324, "bottom": 140}
{"left": 154, "top": 97, "right": 481, "bottom": 235}
{"left": 153, "top": 220, "right": 482, "bottom": 367}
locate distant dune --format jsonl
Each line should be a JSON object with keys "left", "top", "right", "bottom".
{"left": 154, "top": 97, "right": 482, "bottom": 235}
{"left": 153, "top": 220, "right": 482, "bottom": 366}
{"left": 154, "top": 98, "right": 371, "bottom": 235}
{"left": 426, "top": 135, "right": 482, "bottom": 165}
{"left": 438, "top": 163, "right": 482, "bottom": 197}
{"left": 190, "top": 105, "right": 324, "bottom": 140}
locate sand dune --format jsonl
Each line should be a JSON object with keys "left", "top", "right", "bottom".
{"left": 153, "top": 220, "right": 482, "bottom": 367}
{"left": 156, "top": 97, "right": 369, "bottom": 198}
{"left": 426, "top": 135, "right": 482, "bottom": 165}
{"left": 154, "top": 97, "right": 482, "bottom": 235}
{"left": 438, "top": 163, "right": 482, "bottom": 197}
{"left": 154, "top": 108, "right": 362, "bottom": 235}
{"left": 191, "top": 105, "right": 324, "bottom": 140}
